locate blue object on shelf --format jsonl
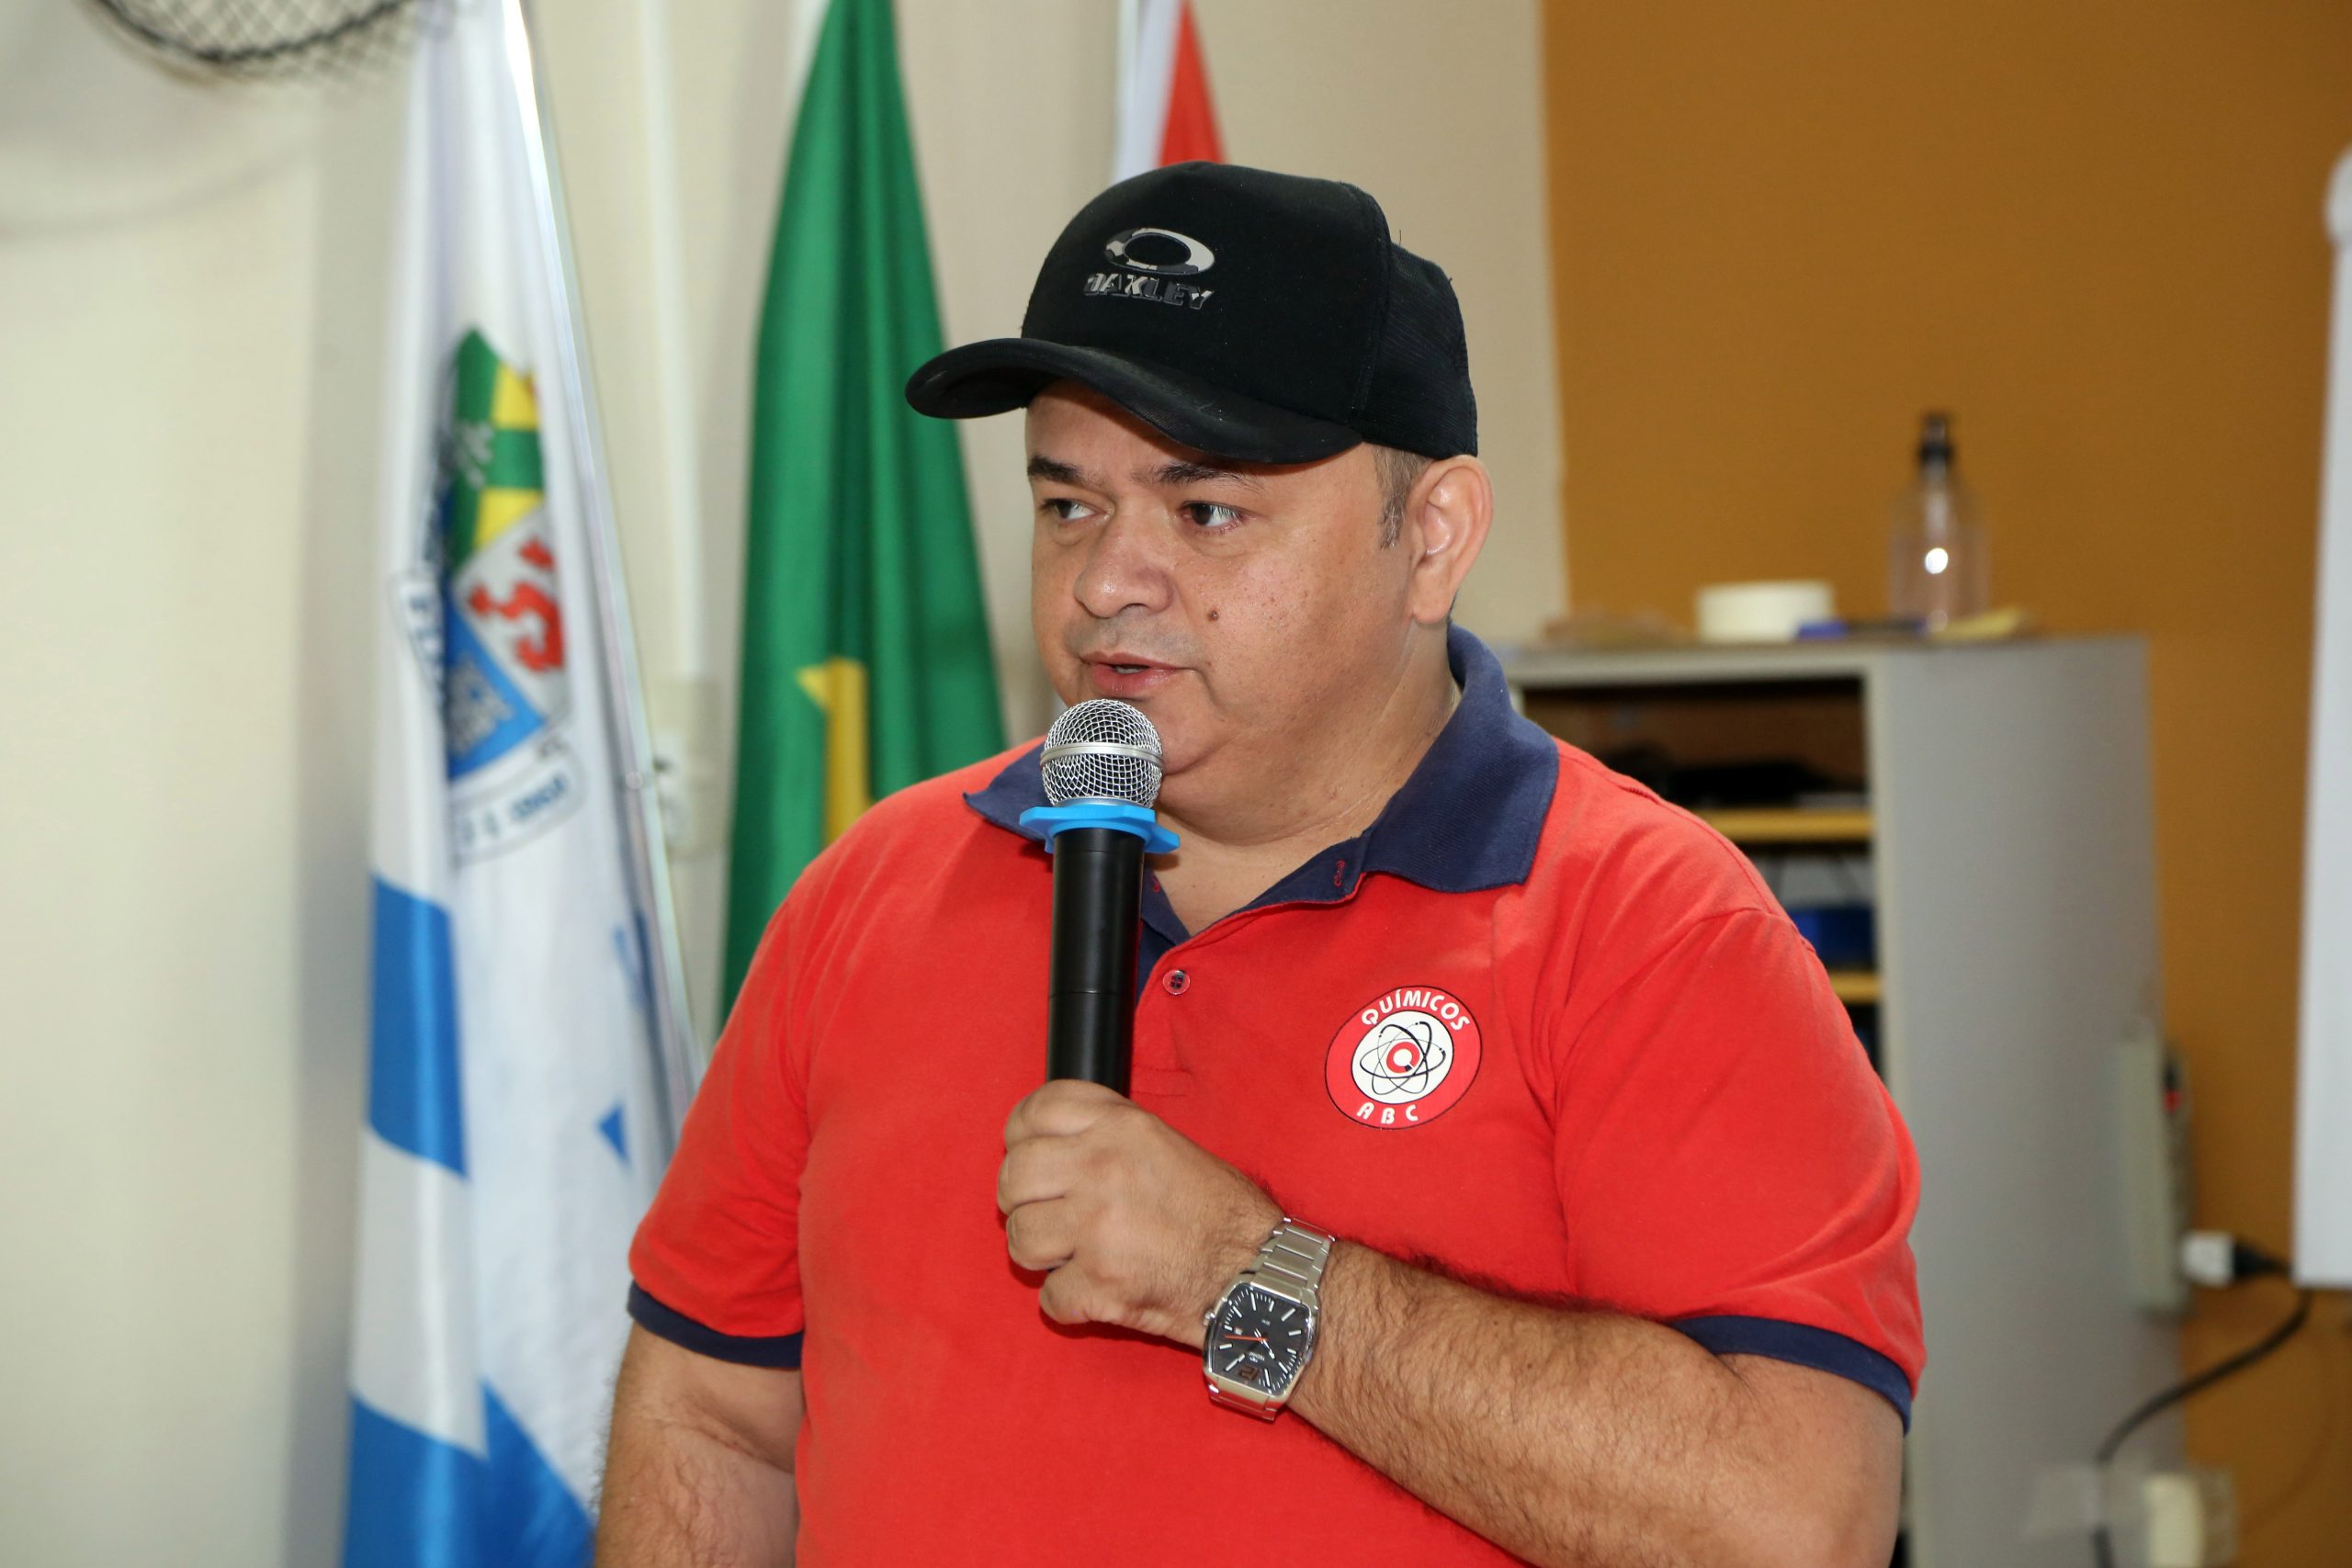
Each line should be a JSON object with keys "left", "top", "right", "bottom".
{"left": 1788, "top": 904, "right": 1876, "bottom": 970}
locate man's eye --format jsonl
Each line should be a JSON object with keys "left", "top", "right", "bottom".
{"left": 1040, "top": 497, "right": 1096, "bottom": 523}
{"left": 1182, "top": 502, "right": 1244, "bottom": 531}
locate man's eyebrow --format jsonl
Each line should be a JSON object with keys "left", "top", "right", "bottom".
{"left": 1026, "top": 455, "right": 1093, "bottom": 486}
{"left": 1149, "top": 459, "right": 1265, "bottom": 491}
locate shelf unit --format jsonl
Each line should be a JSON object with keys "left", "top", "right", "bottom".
{"left": 1698, "top": 806, "right": 1876, "bottom": 843}
{"left": 1828, "top": 970, "right": 1885, "bottom": 1006}
{"left": 1702, "top": 806, "right": 1887, "bottom": 1002}
{"left": 1500, "top": 635, "right": 2180, "bottom": 1568}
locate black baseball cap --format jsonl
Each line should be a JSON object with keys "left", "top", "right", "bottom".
{"left": 904, "top": 162, "right": 1476, "bottom": 464}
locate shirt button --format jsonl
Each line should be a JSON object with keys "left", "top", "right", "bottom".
{"left": 1162, "top": 969, "right": 1190, "bottom": 996}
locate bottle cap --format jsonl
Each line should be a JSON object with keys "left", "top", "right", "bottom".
{"left": 1918, "top": 411, "right": 1954, "bottom": 473}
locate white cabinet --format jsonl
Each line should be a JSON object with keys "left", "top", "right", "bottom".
{"left": 1502, "top": 636, "right": 2182, "bottom": 1568}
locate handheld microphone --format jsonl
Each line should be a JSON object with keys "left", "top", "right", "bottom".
{"left": 1017, "top": 700, "right": 1181, "bottom": 1092}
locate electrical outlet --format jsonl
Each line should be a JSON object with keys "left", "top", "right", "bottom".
{"left": 2117, "top": 1030, "right": 2191, "bottom": 1314}
{"left": 649, "top": 674, "right": 724, "bottom": 859}
{"left": 2143, "top": 1468, "right": 2237, "bottom": 1568}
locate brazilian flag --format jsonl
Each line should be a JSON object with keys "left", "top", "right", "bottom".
{"left": 723, "top": 0, "right": 1004, "bottom": 1008}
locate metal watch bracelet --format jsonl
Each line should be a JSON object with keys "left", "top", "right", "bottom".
{"left": 1203, "top": 1218, "right": 1335, "bottom": 1418}
{"left": 1244, "top": 1219, "right": 1334, "bottom": 1309}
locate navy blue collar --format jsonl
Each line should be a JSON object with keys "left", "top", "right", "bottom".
{"left": 965, "top": 626, "right": 1559, "bottom": 919}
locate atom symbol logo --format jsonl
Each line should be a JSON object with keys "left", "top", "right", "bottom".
{"left": 1351, "top": 1010, "right": 1453, "bottom": 1103}
{"left": 1328, "top": 987, "right": 1483, "bottom": 1130}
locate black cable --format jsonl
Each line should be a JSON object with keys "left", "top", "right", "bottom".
{"left": 2097, "top": 1286, "right": 2311, "bottom": 1465}
{"left": 2087, "top": 1278, "right": 2313, "bottom": 1568}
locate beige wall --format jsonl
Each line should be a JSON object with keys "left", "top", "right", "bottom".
{"left": 0, "top": 13, "right": 389, "bottom": 1562}
{"left": 0, "top": 2, "right": 1559, "bottom": 1562}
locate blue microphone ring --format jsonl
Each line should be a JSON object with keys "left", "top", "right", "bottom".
{"left": 1020, "top": 801, "right": 1180, "bottom": 855}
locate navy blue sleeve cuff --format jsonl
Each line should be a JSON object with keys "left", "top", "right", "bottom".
{"left": 628, "top": 1284, "right": 804, "bottom": 1370}
{"left": 1670, "top": 1315, "right": 1913, "bottom": 1429}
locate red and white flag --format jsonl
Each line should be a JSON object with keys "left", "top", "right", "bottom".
{"left": 1114, "top": 0, "right": 1224, "bottom": 182}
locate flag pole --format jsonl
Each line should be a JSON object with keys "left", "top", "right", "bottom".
{"left": 634, "top": 0, "right": 710, "bottom": 683}
{"left": 499, "top": 0, "right": 705, "bottom": 1143}
{"left": 1115, "top": 0, "right": 1140, "bottom": 183}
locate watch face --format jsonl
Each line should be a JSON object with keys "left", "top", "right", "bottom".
{"left": 1207, "top": 1283, "right": 1311, "bottom": 1393}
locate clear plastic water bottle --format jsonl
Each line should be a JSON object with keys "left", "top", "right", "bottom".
{"left": 1888, "top": 412, "right": 1988, "bottom": 632}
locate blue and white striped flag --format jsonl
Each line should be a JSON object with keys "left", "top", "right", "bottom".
{"left": 346, "top": 2, "right": 679, "bottom": 1562}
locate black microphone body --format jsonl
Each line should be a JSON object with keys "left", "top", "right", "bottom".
{"left": 1045, "top": 825, "right": 1146, "bottom": 1091}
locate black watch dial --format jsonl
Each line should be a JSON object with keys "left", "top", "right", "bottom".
{"left": 1207, "top": 1282, "right": 1310, "bottom": 1392}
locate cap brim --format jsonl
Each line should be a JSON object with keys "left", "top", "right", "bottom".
{"left": 904, "top": 339, "right": 1363, "bottom": 465}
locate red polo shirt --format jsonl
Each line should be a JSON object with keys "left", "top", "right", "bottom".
{"left": 628, "top": 627, "right": 1923, "bottom": 1565}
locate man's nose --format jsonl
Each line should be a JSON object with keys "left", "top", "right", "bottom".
{"left": 1072, "top": 509, "right": 1174, "bottom": 622}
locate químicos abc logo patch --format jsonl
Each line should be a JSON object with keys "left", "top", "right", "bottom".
{"left": 1326, "top": 985, "right": 1482, "bottom": 1129}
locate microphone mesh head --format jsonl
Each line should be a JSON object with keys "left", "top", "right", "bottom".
{"left": 1040, "top": 699, "right": 1164, "bottom": 808}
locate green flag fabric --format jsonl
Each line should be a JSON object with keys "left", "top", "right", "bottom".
{"left": 723, "top": 0, "right": 1003, "bottom": 1009}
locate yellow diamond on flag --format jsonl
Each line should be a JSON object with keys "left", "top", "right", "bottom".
{"left": 490, "top": 361, "right": 539, "bottom": 430}
{"left": 796, "top": 656, "right": 874, "bottom": 842}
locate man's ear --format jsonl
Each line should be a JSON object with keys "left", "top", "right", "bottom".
{"left": 1400, "top": 456, "right": 1493, "bottom": 626}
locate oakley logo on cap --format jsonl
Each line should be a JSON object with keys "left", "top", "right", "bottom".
{"left": 1082, "top": 225, "right": 1218, "bottom": 311}
{"left": 1102, "top": 226, "right": 1216, "bottom": 276}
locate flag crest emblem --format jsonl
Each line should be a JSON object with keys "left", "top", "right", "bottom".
{"left": 411, "top": 329, "right": 582, "bottom": 860}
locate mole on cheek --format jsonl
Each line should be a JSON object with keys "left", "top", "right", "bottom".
{"left": 1207, "top": 608, "right": 1220, "bottom": 622}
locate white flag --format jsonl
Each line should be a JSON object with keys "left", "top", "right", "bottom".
{"left": 344, "top": 1, "right": 675, "bottom": 1561}
{"left": 2297, "top": 147, "right": 2352, "bottom": 1288}
{"left": 1113, "top": 0, "right": 1224, "bottom": 184}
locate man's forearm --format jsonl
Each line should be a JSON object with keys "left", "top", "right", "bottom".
{"left": 1286, "top": 1244, "right": 1898, "bottom": 1568}
{"left": 594, "top": 1331, "right": 802, "bottom": 1568}
{"left": 595, "top": 1411, "right": 797, "bottom": 1567}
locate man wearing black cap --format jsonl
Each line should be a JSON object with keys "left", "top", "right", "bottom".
{"left": 599, "top": 164, "right": 1921, "bottom": 1567}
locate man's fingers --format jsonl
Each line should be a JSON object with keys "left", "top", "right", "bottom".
{"left": 1004, "top": 1198, "right": 1076, "bottom": 1272}
{"left": 996, "top": 1136, "right": 1076, "bottom": 1215}
{"left": 1036, "top": 1263, "right": 1100, "bottom": 1326}
{"left": 1003, "top": 1078, "right": 1128, "bottom": 1148}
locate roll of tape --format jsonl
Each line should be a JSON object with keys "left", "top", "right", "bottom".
{"left": 1695, "top": 580, "right": 1836, "bottom": 643}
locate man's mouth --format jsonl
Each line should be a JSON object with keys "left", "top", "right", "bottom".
{"left": 1080, "top": 653, "right": 1183, "bottom": 696}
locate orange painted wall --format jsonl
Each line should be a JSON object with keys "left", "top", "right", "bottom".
{"left": 1540, "top": 3, "right": 2351, "bottom": 1561}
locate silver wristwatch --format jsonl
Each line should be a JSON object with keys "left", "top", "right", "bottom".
{"left": 1201, "top": 1218, "right": 1335, "bottom": 1418}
